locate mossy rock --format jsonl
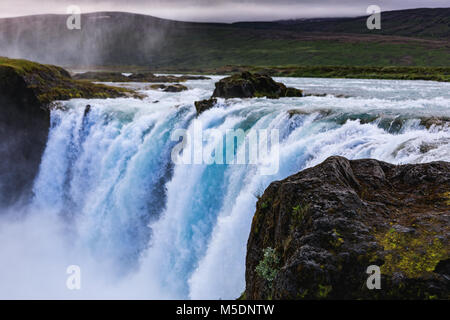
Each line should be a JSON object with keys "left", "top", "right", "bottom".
{"left": 212, "top": 72, "right": 303, "bottom": 99}
{"left": 245, "top": 156, "right": 450, "bottom": 300}
{"left": 0, "top": 57, "right": 140, "bottom": 205}
{"left": 0, "top": 57, "right": 139, "bottom": 107}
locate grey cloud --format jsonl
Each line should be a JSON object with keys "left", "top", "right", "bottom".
{"left": 0, "top": 0, "right": 448, "bottom": 22}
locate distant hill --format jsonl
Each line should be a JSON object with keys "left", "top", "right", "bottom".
{"left": 0, "top": 9, "right": 448, "bottom": 70}
{"left": 234, "top": 8, "right": 450, "bottom": 39}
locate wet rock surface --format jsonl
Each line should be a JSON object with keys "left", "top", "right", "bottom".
{"left": 194, "top": 72, "right": 304, "bottom": 114}
{"left": 212, "top": 72, "right": 303, "bottom": 99}
{"left": 245, "top": 156, "right": 450, "bottom": 299}
{"left": 195, "top": 98, "right": 218, "bottom": 115}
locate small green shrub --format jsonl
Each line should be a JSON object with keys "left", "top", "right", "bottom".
{"left": 255, "top": 247, "right": 280, "bottom": 287}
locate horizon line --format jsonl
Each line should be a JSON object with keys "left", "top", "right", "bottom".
{"left": 0, "top": 7, "right": 448, "bottom": 24}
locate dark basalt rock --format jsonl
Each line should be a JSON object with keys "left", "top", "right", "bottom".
{"left": 193, "top": 72, "right": 303, "bottom": 115}
{"left": 245, "top": 156, "right": 450, "bottom": 300}
{"left": 0, "top": 57, "right": 136, "bottom": 206}
{"left": 0, "top": 64, "right": 48, "bottom": 206}
{"left": 212, "top": 72, "right": 303, "bottom": 99}
{"left": 149, "top": 84, "right": 188, "bottom": 92}
{"left": 164, "top": 84, "right": 188, "bottom": 93}
{"left": 195, "top": 98, "right": 217, "bottom": 115}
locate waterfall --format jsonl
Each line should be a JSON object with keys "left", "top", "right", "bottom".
{"left": 0, "top": 77, "right": 449, "bottom": 298}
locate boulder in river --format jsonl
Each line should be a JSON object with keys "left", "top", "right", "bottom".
{"left": 212, "top": 72, "right": 303, "bottom": 99}
{"left": 149, "top": 84, "right": 188, "bottom": 92}
{"left": 195, "top": 98, "right": 218, "bottom": 114}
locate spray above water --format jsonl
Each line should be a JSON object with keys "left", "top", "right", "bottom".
{"left": 0, "top": 77, "right": 449, "bottom": 299}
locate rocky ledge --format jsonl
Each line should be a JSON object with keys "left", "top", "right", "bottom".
{"left": 0, "top": 58, "right": 139, "bottom": 106}
{"left": 0, "top": 57, "right": 138, "bottom": 206}
{"left": 245, "top": 156, "right": 449, "bottom": 300}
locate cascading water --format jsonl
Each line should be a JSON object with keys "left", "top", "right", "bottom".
{"left": 0, "top": 76, "right": 449, "bottom": 299}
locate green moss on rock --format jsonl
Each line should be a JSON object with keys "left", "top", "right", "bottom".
{"left": 212, "top": 72, "right": 303, "bottom": 99}
{"left": 0, "top": 57, "right": 139, "bottom": 107}
{"left": 378, "top": 229, "right": 447, "bottom": 278}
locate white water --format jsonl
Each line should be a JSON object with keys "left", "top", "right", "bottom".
{"left": 0, "top": 77, "right": 449, "bottom": 299}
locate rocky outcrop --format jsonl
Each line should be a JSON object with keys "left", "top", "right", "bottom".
{"left": 149, "top": 84, "right": 188, "bottom": 92}
{"left": 193, "top": 72, "right": 303, "bottom": 114}
{"left": 0, "top": 62, "right": 47, "bottom": 206}
{"left": 195, "top": 98, "right": 218, "bottom": 114}
{"left": 0, "top": 57, "right": 137, "bottom": 206}
{"left": 245, "top": 156, "right": 449, "bottom": 300}
{"left": 74, "top": 71, "right": 210, "bottom": 83}
{"left": 212, "top": 72, "right": 303, "bottom": 99}
{"left": 0, "top": 58, "right": 138, "bottom": 106}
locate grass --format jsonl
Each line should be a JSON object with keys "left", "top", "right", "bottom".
{"left": 151, "top": 26, "right": 450, "bottom": 70}
{"left": 0, "top": 57, "right": 138, "bottom": 105}
{"left": 143, "top": 27, "right": 450, "bottom": 81}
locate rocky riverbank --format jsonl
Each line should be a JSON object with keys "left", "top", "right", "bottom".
{"left": 245, "top": 156, "right": 449, "bottom": 300}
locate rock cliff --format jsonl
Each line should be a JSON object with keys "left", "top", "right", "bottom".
{"left": 0, "top": 57, "right": 136, "bottom": 206}
{"left": 245, "top": 156, "right": 449, "bottom": 299}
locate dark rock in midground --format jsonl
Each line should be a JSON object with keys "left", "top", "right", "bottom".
{"left": 148, "top": 84, "right": 188, "bottom": 92}
{"left": 213, "top": 72, "right": 303, "bottom": 99}
{"left": 194, "top": 72, "right": 303, "bottom": 114}
{"left": 195, "top": 98, "right": 218, "bottom": 114}
{"left": 245, "top": 156, "right": 449, "bottom": 300}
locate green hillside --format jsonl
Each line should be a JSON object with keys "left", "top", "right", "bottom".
{"left": 0, "top": 9, "right": 448, "bottom": 71}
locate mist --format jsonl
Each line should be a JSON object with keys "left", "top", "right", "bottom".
{"left": 0, "top": 12, "right": 175, "bottom": 68}
{"left": 0, "top": 206, "right": 170, "bottom": 299}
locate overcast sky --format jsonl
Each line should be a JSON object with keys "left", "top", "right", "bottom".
{"left": 0, "top": 0, "right": 448, "bottom": 22}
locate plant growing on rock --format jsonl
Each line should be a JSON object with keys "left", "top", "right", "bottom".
{"left": 290, "top": 203, "right": 310, "bottom": 231}
{"left": 255, "top": 247, "right": 280, "bottom": 287}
